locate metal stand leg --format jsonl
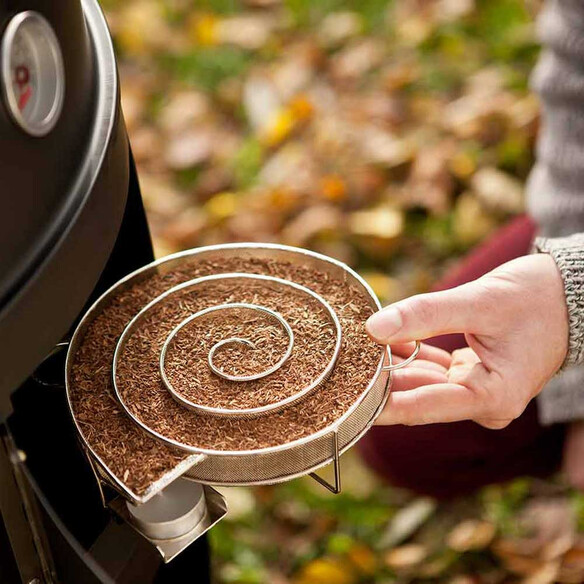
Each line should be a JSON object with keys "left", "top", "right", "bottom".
{"left": 309, "top": 431, "right": 341, "bottom": 494}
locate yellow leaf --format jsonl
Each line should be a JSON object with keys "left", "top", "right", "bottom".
{"left": 262, "top": 109, "right": 296, "bottom": 147}
{"left": 346, "top": 543, "right": 377, "bottom": 575}
{"left": 189, "top": 13, "right": 219, "bottom": 46}
{"left": 204, "top": 192, "right": 239, "bottom": 219}
{"left": 449, "top": 151, "right": 476, "bottom": 179}
{"left": 294, "top": 557, "right": 356, "bottom": 584}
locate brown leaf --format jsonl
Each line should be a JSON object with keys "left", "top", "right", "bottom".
{"left": 404, "top": 141, "right": 455, "bottom": 215}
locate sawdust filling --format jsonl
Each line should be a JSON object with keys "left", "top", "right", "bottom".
{"left": 69, "top": 257, "right": 381, "bottom": 495}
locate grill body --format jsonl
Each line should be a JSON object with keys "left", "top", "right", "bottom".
{"left": 0, "top": 1, "right": 212, "bottom": 582}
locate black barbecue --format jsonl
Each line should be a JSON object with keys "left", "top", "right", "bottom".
{"left": 0, "top": 2, "right": 210, "bottom": 582}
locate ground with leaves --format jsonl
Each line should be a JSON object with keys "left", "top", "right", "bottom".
{"left": 104, "top": 0, "right": 584, "bottom": 581}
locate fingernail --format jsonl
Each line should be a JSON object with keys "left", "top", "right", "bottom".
{"left": 366, "top": 307, "right": 403, "bottom": 341}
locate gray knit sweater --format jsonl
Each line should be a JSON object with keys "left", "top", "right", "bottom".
{"left": 528, "top": 0, "right": 584, "bottom": 423}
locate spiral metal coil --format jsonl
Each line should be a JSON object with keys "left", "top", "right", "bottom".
{"left": 114, "top": 273, "right": 343, "bottom": 418}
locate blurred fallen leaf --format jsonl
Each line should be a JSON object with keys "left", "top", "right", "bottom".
{"left": 558, "top": 543, "right": 584, "bottom": 583}
{"left": 164, "top": 130, "right": 212, "bottom": 170}
{"left": 319, "top": 11, "right": 363, "bottom": 49}
{"left": 262, "top": 108, "right": 297, "bottom": 147}
{"left": 446, "top": 520, "right": 496, "bottom": 552}
{"left": 189, "top": 12, "right": 219, "bottom": 46}
{"left": 243, "top": 75, "right": 282, "bottom": 134}
{"left": 116, "top": 0, "right": 173, "bottom": 55}
{"left": 383, "top": 60, "right": 420, "bottom": 92}
{"left": 289, "top": 94, "right": 314, "bottom": 123}
{"left": 405, "top": 142, "right": 455, "bottom": 215}
{"left": 205, "top": 191, "right": 240, "bottom": 220}
{"left": 436, "top": 0, "right": 475, "bottom": 22}
{"left": 217, "top": 15, "right": 275, "bottom": 51}
{"left": 350, "top": 207, "right": 404, "bottom": 240}
{"left": 346, "top": 543, "right": 377, "bottom": 575}
{"left": 120, "top": 81, "right": 148, "bottom": 133}
{"left": 379, "top": 497, "right": 437, "bottom": 549}
{"left": 330, "top": 39, "right": 385, "bottom": 81}
{"left": 453, "top": 192, "right": 498, "bottom": 246}
{"left": 384, "top": 543, "right": 428, "bottom": 571}
{"left": 360, "top": 127, "right": 415, "bottom": 168}
{"left": 139, "top": 173, "right": 188, "bottom": 217}
{"left": 471, "top": 167, "right": 524, "bottom": 215}
{"left": 418, "top": 552, "right": 457, "bottom": 578}
{"left": 521, "top": 562, "right": 560, "bottom": 584}
{"left": 161, "top": 207, "right": 208, "bottom": 249}
{"left": 129, "top": 125, "right": 162, "bottom": 166}
{"left": 294, "top": 557, "right": 356, "bottom": 584}
{"left": 350, "top": 207, "right": 404, "bottom": 259}
{"left": 259, "top": 143, "right": 318, "bottom": 192}
{"left": 281, "top": 205, "right": 343, "bottom": 247}
{"left": 319, "top": 175, "right": 347, "bottom": 202}
{"left": 158, "top": 91, "right": 210, "bottom": 134}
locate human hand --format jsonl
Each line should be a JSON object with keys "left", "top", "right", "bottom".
{"left": 368, "top": 254, "right": 569, "bottom": 429}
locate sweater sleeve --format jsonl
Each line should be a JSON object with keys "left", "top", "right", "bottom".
{"left": 534, "top": 235, "right": 584, "bottom": 424}
{"left": 527, "top": 0, "right": 584, "bottom": 236}
{"left": 527, "top": 1, "right": 584, "bottom": 424}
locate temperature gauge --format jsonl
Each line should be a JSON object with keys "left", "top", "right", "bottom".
{"left": 1, "top": 11, "right": 65, "bottom": 137}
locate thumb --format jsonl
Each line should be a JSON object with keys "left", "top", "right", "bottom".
{"left": 366, "top": 282, "right": 482, "bottom": 344}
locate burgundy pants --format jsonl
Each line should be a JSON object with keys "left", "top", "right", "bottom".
{"left": 359, "top": 216, "right": 566, "bottom": 498}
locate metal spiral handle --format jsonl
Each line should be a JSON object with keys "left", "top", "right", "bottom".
{"left": 382, "top": 341, "right": 421, "bottom": 372}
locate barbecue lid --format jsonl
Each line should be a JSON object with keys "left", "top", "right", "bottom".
{"left": 0, "top": 0, "right": 129, "bottom": 411}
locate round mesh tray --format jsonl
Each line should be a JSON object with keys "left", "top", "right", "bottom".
{"left": 66, "top": 244, "right": 409, "bottom": 500}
